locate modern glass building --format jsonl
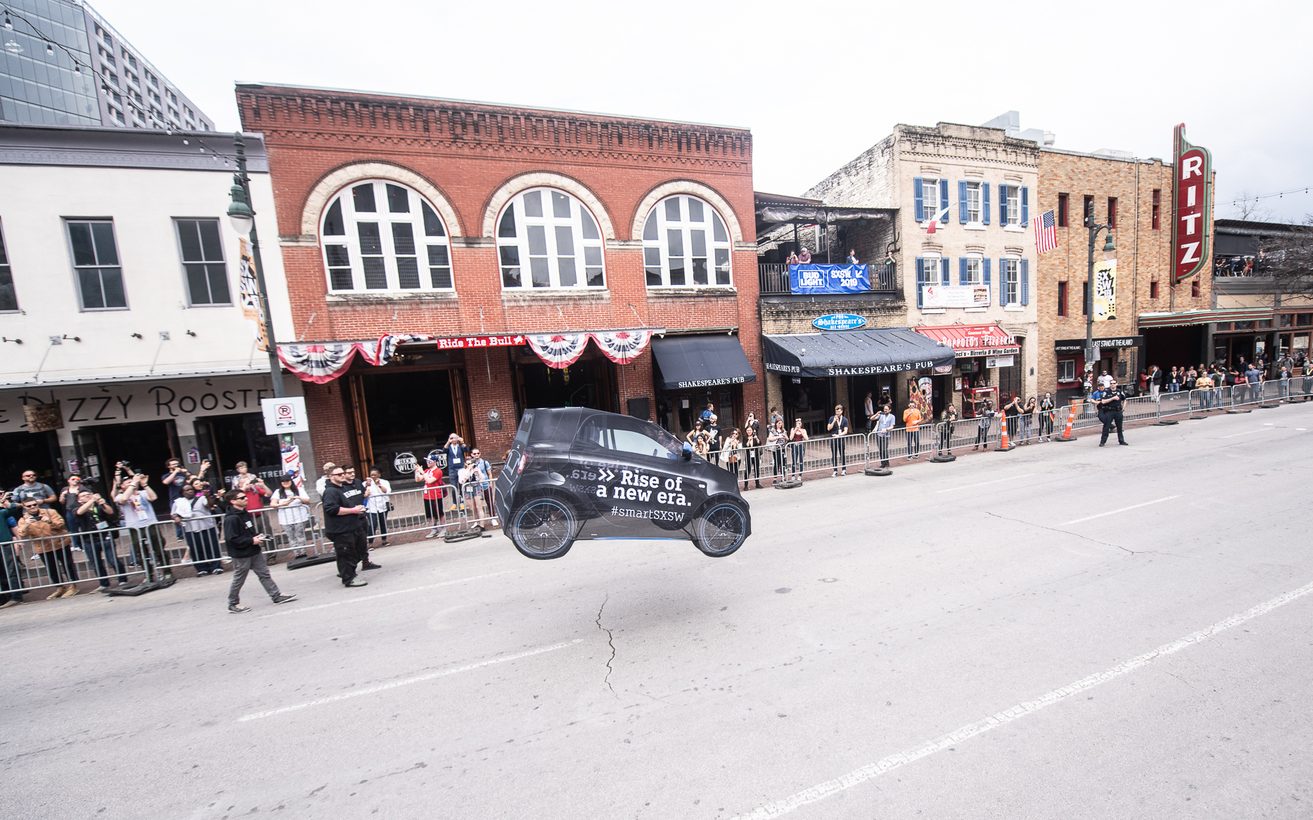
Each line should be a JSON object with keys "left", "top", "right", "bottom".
{"left": 1, "top": 0, "right": 212, "bottom": 130}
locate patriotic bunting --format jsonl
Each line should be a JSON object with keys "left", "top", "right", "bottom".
{"left": 526, "top": 333, "right": 590, "bottom": 369}
{"left": 589, "top": 329, "right": 652, "bottom": 364}
{"left": 277, "top": 342, "right": 363, "bottom": 384}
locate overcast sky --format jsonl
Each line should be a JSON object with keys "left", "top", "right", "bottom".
{"left": 87, "top": 0, "right": 1313, "bottom": 223}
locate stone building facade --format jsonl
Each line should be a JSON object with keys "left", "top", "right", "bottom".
{"left": 236, "top": 84, "right": 763, "bottom": 482}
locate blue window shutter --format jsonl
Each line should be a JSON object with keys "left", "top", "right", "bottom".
{"left": 958, "top": 181, "right": 968, "bottom": 223}
{"left": 915, "top": 258, "right": 925, "bottom": 308}
{"left": 940, "top": 257, "right": 950, "bottom": 285}
{"left": 1021, "top": 258, "right": 1030, "bottom": 305}
{"left": 999, "top": 185, "right": 1008, "bottom": 225}
{"left": 983, "top": 258, "right": 992, "bottom": 289}
{"left": 999, "top": 258, "right": 1008, "bottom": 306}
{"left": 913, "top": 178, "right": 925, "bottom": 222}
{"left": 939, "top": 179, "right": 950, "bottom": 223}
{"left": 982, "top": 183, "right": 991, "bottom": 225}
{"left": 1021, "top": 187, "right": 1030, "bottom": 226}
{"left": 959, "top": 257, "right": 969, "bottom": 285}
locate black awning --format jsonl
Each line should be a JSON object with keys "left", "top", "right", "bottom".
{"left": 651, "top": 335, "right": 758, "bottom": 391}
{"left": 762, "top": 328, "right": 955, "bottom": 378}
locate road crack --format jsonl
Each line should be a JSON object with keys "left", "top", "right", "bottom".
{"left": 983, "top": 511, "right": 1189, "bottom": 558}
{"left": 596, "top": 594, "right": 617, "bottom": 697}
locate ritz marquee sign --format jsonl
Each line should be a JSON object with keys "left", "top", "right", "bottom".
{"left": 1172, "top": 123, "right": 1212, "bottom": 285}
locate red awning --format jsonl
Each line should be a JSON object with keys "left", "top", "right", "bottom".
{"left": 915, "top": 324, "right": 1021, "bottom": 359}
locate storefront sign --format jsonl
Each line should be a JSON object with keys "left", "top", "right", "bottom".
{"left": 675, "top": 376, "right": 748, "bottom": 389}
{"left": 434, "top": 334, "right": 526, "bottom": 350}
{"left": 1093, "top": 259, "right": 1117, "bottom": 321}
{"left": 393, "top": 451, "right": 418, "bottom": 474}
{"left": 812, "top": 313, "right": 867, "bottom": 332}
{"left": 822, "top": 360, "right": 942, "bottom": 376}
{"left": 789, "top": 264, "right": 870, "bottom": 295}
{"left": 0, "top": 377, "right": 276, "bottom": 431}
{"left": 1172, "top": 123, "right": 1212, "bottom": 284}
{"left": 23, "top": 400, "right": 64, "bottom": 432}
{"left": 1053, "top": 336, "right": 1143, "bottom": 354}
{"left": 916, "top": 324, "right": 1019, "bottom": 359}
{"left": 986, "top": 356, "right": 1015, "bottom": 369}
{"left": 237, "top": 237, "right": 270, "bottom": 352}
{"left": 922, "top": 284, "right": 991, "bottom": 309}
{"left": 261, "top": 396, "right": 309, "bottom": 435}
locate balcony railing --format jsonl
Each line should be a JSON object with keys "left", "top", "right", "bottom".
{"left": 758, "top": 263, "right": 901, "bottom": 296}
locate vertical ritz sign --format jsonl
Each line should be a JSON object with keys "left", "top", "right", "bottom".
{"left": 1172, "top": 124, "right": 1212, "bottom": 284}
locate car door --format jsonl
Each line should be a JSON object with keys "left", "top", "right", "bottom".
{"left": 572, "top": 414, "right": 702, "bottom": 538}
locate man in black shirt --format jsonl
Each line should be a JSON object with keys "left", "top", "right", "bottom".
{"left": 223, "top": 490, "right": 296, "bottom": 613}
{"left": 321, "top": 466, "right": 371, "bottom": 588}
{"left": 1096, "top": 380, "right": 1129, "bottom": 447}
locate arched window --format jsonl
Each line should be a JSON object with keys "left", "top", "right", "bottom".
{"left": 497, "top": 188, "right": 605, "bottom": 289}
{"left": 642, "top": 195, "right": 732, "bottom": 287}
{"left": 321, "top": 180, "right": 452, "bottom": 293}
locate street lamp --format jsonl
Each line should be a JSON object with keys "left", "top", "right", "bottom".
{"left": 1084, "top": 200, "right": 1116, "bottom": 385}
{"left": 226, "top": 132, "right": 286, "bottom": 399}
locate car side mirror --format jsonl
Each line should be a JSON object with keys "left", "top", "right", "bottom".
{"left": 682, "top": 442, "right": 693, "bottom": 461}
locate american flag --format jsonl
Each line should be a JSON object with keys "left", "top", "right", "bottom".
{"left": 1034, "top": 208, "right": 1058, "bottom": 254}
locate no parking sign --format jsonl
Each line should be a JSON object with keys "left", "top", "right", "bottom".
{"left": 261, "top": 397, "right": 309, "bottom": 435}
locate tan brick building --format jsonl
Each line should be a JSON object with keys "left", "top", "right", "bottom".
{"left": 1035, "top": 149, "right": 1212, "bottom": 399}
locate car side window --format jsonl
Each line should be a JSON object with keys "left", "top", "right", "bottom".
{"left": 577, "top": 417, "right": 680, "bottom": 459}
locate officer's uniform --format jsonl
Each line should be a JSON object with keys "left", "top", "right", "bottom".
{"left": 1098, "top": 387, "right": 1128, "bottom": 446}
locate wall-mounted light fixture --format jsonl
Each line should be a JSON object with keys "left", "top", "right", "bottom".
{"left": 186, "top": 330, "right": 197, "bottom": 337}
{"left": 1, "top": 337, "right": 22, "bottom": 345}
{"left": 130, "top": 333, "right": 143, "bottom": 339}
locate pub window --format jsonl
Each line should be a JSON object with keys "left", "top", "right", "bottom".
{"left": 642, "top": 194, "right": 732, "bottom": 288}
{"left": 1058, "top": 359, "right": 1076, "bottom": 382}
{"left": 1057, "top": 192, "right": 1069, "bottom": 227}
{"left": 320, "top": 180, "right": 453, "bottom": 293}
{"left": 1057, "top": 280, "right": 1068, "bottom": 317}
{"left": 1150, "top": 280, "right": 1159, "bottom": 299}
{"left": 497, "top": 187, "right": 605, "bottom": 290}
{"left": 1152, "top": 189, "right": 1162, "bottom": 230}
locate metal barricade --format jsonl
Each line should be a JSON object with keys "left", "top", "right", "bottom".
{"left": 0, "top": 522, "right": 159, "bottom": 601}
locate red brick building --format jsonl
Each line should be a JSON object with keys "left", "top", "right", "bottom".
{"left": 236, "top": 84, "right": 763, "bottom": 481}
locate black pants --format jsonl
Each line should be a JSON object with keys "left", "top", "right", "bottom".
{"left": 1039, "top": 412, "right": 1054, "bottom": 438}
{"left": 771, "top": 447, "right": 785, "bottom": 478}
{"left": 877, "top": 435, "right": 890, "bottom": 467}
{"left": 368, "top": 511, "right": 389, "bottom": 543}
{"left": 330, "top": 528, "right": 368, "bottom": 584}
{"left": 741, "top": 453, "right": 759, "bottom": 485}
{"left": 938, "top": 423, "right": 952, "bottom": 453}
{"left": 1099, "top": 410, "right": 1126, "bottom": 444}
{"left": 907, "top": 429, "right": 920, "bottom": 456}
{"left": 40, "top": 547, "right": 79, "bottom": 585}
{"left": 830, "top": 437, "right": 846, "bottom": 469}
{"left": 975, "top": 421, "right": 990, "bottom": 446}
{"left": 83, "top": 530, "right": 128, "bottom": 585}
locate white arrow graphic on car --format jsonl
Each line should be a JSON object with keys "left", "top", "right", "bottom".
{"left": 598, "top": 467, "right": 616, "bottom": 481}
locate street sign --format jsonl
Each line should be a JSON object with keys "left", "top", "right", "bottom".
{"left": 261, "top": 396, "right": 309, "bottom": 435}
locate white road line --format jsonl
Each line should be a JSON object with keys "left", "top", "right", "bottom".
{"left": 734, "top": 579, "right": 1313, "bottom": 819}
{"left": 935, "top": 473, "right": 1035, "bottom": 494}
{"left": 1059, "top": 495, "right": 1180, "bottom": 527}
{"left": 237, "top": 638, "right": 584, "bottom": 722}
{"left": 1219, "top": 428, "right": 1270, "bottom": 439}
{"left": 258, "top": 571, "right": 513, "bottom": 618}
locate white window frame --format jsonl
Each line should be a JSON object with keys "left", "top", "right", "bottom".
{"left": 1003, "top": 257, "right": 1021, "bottom": 306}
{"left": 1005, "top": 185, "right": 1021, "bottom": 227}
{"left": 65, "top": 218, "right": 127, "bottom": 311}
{"left": 319, "top": 180, "right": 453, "bottom": 295}
{"left": 965, "top": 256, "right": 984, "bottom": 285}
{"left": 966, "top": 181, "right": 982, "bottom": 224}
{"left": 497, "top": 187, "right": 606, "bottom": 290}
{"left": 922, "top": 178, "right": 940, "bottom": 221}
{"left": 0, "top": 218, "right": 17, "bottom": 313}
{"left": 174, "top": 218, "right": 231, "bottom": 307}
{"left": 1058, "top": 359, "right": 1077, "bottom": 382}
{"left": 642, "top": 195, "right": 733, "bottom": 288}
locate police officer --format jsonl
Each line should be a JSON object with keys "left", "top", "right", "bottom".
{"left": 1097, "top": 379, "right": 1129, "bottom": 447}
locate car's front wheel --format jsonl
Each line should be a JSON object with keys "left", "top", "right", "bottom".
{"left": 692, "top": 498, "right": 749, "bottom": 558}
{"left": 508, "top": 495, "right": 578, "bottom": 560}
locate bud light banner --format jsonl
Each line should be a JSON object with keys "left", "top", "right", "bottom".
{"left": 789, "top": 264, "right": 871, "bottom": 295}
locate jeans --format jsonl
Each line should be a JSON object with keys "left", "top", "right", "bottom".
{"left": 0, "top": 541, "right": 26, "bottom": 602}
{"left": 1020, "top": 416, "right": 1033, "bottom": 442}
{"left": 790, "top": 442, "right": 805, "bottom": 476}
{"left": 830, "top": 436, "right": 847, "bottom": 470}
{"left": 82, "top": 530, "right": 128, "bottom": 586}
{"left": 876, "top": 434, "right": 890, "bottom": 467}
{"left": 771, "top": 447, "right": 785, "bottom": 479}
{"left": 185, "top": 528, "right": 223, "bottom": 574}
{"left": 1039, "top": 411, "right": 1054, "bottom": 438}
{"left": 129, "top": 525, "right": 169, "bottom": 580}
{"left": 906, "top": 429, "right": 920, "bottom": 456}
{"left": 368, "top": 510, "right": 389, "bottom": 543}
{"left": 741, "top": 452, "right": 760, "bottom": 485}
{"left": 938, "top": 423, "right": 952, "bottom": 453}
{"left": 227, "top": 552, "right": 281, "bottom": 605}
{"left": 975, "top": 420, "right": 991, "bottom": 447}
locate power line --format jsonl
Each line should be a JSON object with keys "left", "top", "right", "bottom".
{"left": 1231, "top": 186, "right": 1312, "bottom": 207}
{"left": 2, "top": 4, "right": 236, "bottom": 164}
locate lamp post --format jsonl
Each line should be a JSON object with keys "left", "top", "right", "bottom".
{"left": 226, "top": 132, "right": 286, "bottom": 399}
{"left": 1084, "top": 200, "right": 1116, "bottom": 385}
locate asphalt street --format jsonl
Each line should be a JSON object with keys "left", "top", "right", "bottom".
{"left": 2, "top": 403, "right": 1312, "bottom": 819}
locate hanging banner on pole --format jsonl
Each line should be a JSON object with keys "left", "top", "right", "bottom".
{"left": 1172, "top": 123, "right": 1212, "bottom": 284}
{"left": 237, "top": 237, "right": 270, "bottom": 352}
{"left": 1093, "top": 259, "right": 1117, "bottom": 322}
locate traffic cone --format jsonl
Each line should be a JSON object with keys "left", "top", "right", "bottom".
{"left": 1054, "top": 400, "right": 1078, "bottom": 442}
{"left": 997, "top": 417, "right": 1015, "bottom": 451}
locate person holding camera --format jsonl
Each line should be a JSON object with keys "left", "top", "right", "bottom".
{"left": 271, "top": 474, "right": 312, "bottom": 560}
{"left": 78, "top": 489, "right": 128, "bottom": 590}
{"left": 223, "top": 490, "right": 295, "bottom": 613}
{"left": 363, "top": 468, "right": 392, "bottom": 547}
{"left": 415, "top": 455, "right": 446, "bottom": 539}
{"left": 172, "top": 483, "right": 224, "bottom": 576}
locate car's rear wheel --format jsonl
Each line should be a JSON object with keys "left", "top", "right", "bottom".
{"left": 508, "top": 495, "right": 578, "bottom": 560}
{"left": 692, "top": 498, "right": 749, "bottom": 558}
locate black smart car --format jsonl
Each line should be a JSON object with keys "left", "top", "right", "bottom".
{"left": 494, "top": 408, "right": 751, "bottom": 560}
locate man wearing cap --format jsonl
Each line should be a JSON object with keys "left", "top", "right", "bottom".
{"left": 223, "top": 490, "right": 296, "bottom": 613}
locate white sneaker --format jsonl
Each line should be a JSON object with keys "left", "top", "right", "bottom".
{"left": 491, "top": 518, "right": 499, "bottom": 527}
{"left": 425, "top": 529, "right": 438, "bottom": 539}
